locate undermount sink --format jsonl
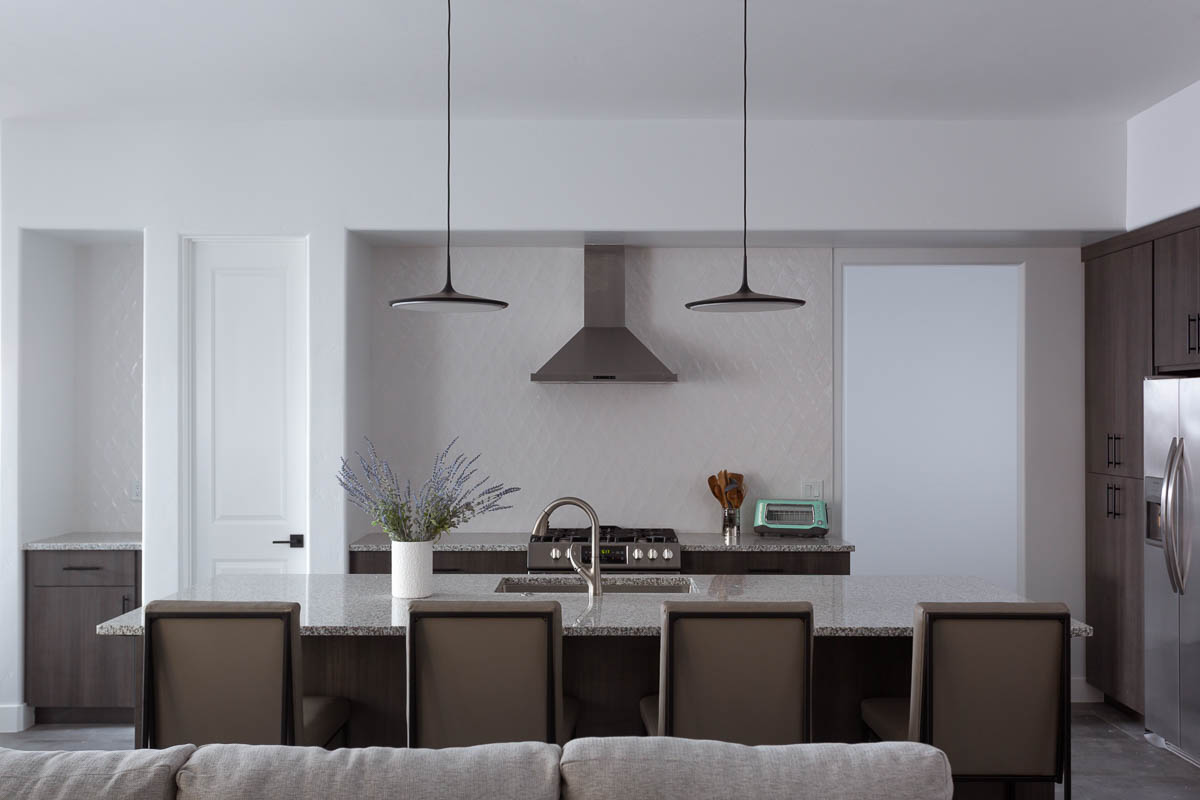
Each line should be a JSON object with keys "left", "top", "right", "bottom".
{"left": 494, "top": 576, "right": 694, "bottom": 594}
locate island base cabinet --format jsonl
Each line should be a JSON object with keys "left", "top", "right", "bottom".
{"left": 25, "top": 552, "right": 139, "bottom": 718}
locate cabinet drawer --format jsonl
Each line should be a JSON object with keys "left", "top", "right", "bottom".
{"left": 27, "top": 551, "right": 137, "bottom": 587}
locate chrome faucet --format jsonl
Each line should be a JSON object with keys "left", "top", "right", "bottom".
{"left": 531, "top": 497, "right": 603, "bottom": 599}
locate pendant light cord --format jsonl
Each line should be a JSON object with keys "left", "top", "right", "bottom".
{"left": 741, "top": 0, "right": 749, "bottom": 291}
{"left": 445, "top": 0, "right": 453, "bottom": 291}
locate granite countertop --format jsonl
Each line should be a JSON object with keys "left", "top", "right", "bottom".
{"left": 24, "top": 532, "right": 142, "bottom": 551}
{"left": 349, "top": 531, "right": 854, "bottom": 553}
{"left": 97, "top": 573, "right": 1090, "bottom": 639}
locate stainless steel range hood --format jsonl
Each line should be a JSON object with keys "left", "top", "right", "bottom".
{"left": 531, "top": 246, "right": 677, "bottom": 383}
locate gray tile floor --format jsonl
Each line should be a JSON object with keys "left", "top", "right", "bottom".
{"left": 1, "top": 705, "right": 1197, "bottom": 798}
{"left": 1066, "top": 704, "right": 1200, "bottom": 799}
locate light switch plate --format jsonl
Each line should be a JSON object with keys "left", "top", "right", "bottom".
{"left": 130, "top": 479, "right": 142, "bottom": 503}
{"left": 800, "top": 480, "right": 823, "bottom": 500}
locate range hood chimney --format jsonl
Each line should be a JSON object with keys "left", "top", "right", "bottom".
{"left": 531, "top": 246, "right": 677, "bottom": 383}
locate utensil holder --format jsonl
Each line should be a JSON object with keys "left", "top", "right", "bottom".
{"left": 722, "top": 506, "right": 741, "bottom": 544}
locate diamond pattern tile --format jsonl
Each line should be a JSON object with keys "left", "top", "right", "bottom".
{"left": 354, "top": 246, "right": 831, "bottom": 533}
{"left": 73, "top": 243, "right": 142, "bottom": 532}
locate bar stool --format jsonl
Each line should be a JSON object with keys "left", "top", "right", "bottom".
{"left": 860, "top": 602, "right": 1071, "bottom": 798}
{"left": 406, "top": 600, "right": 579, "bottom": 748}
{"left": 141, "top": 601, "right": 349, "bottom": 748}
{"left": 639, "top": 601, "right": 813, "bottom": 745}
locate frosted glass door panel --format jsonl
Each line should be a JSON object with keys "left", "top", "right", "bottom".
{"left": 842, "top": 264, "right": 1021, "bottom": 591}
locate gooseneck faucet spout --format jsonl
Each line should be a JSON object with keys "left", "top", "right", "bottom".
{"left": 531, "top": 497, "right": 602, "bottom": 599}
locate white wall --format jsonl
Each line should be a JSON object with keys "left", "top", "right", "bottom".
{"left": 0, "top": 117, "right": 1113, "bottom": 727}
{"left": 1022, "top": 248, "right": 1088, "bottom": 695}
{"left": 1127, "top": 77, "right": 1200, "bottom": 229}
{"left": 352, "top": 244, "right": 832, "bottom": 535}
{"left": 841, "top": 264, "right": 1022, "bottom": 591}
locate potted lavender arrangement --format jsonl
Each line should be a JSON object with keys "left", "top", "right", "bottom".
{"left": 338, "top": 438, "right": 519, "bottom": 598}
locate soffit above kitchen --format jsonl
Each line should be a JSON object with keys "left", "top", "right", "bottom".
{"left": 1, "top": 0, "right": 1199, "bottom": 121}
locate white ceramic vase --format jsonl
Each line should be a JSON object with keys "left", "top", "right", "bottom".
{"left": 391, "top": 539, "right": 434, "bottom": 599}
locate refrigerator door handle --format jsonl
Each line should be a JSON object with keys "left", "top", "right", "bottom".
{"left": 1175, "top": 438, "right": 1192, "bottom": 593}
{"left": 1163, "top": 437, "right": 1183, "bottom": 594}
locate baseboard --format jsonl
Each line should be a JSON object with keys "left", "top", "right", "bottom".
{"left": 1072, "top": 677, "right": 1104, "bottom": 703}
{"left": 0, "top": 703, "right": 34, "bottom": 733}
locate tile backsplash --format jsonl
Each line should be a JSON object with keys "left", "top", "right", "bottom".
{"left": 352, "top": 245, "right": 832, "bottom": 533}
{"left": 73, "top": 243, "right": 143, "bottom": 532}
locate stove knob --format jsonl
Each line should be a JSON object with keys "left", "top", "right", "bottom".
{"left": 632, "top": 548, "right": 644, "bottom": 560}
{"left": 647, "top": 549, "right": 658, "bottom": 560}
{"left": 662, "top": 547, "right": 674, "bottom": 560}
{"left": 550, "top": 547, "right": 562, "bottom": 561}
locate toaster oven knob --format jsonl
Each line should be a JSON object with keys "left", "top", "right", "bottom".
{"left": 550, "top": 547, "right": 562, "bottom": 561}
{"left": 662, "top": 547, "right": 674, "bottom": 560}
{"left": 647, "top": 549, "right": 658, "bottom": 560}
{"left": 632, "top": 548, "right": 644, "bottom": 561}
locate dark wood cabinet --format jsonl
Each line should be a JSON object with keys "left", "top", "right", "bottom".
{"left": 349, "top": 549, "right": 527, "bottom": 575}
{"left": 1154, "top": 227, "right": 1200, "bottom": 372}
{"left": 350, "top": 548, "right": 850, "bottom": 576}
{"left": 1084, "top": 473, "right": 1143, "bottom": 712}
{"left": 25, "top": 551, "right": 139, "bottom": 717}
{"left": 1085, "top": 243, "right": 1152, "bottom": 478}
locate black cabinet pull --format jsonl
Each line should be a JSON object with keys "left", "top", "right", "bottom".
{"left": 1105, "top": 484, "right": 1113, "bottom": 518}
{"left": 1113, "top": 485, "right": 1122, "bottom": 519}
{"left": 1106, "top": 434, "right": 1113, "bottom": 468}
{"left": 1190, "top": 315, "right": 1197, "bottom": 354}
{"left": 121, "top": 594, "right": 130, "bottom": 613}
{"left": 62, "top": 566, "right": 102, "bottom": 571}
{"left": 1113, "top": 435, "right": 1123, "bottom": 467}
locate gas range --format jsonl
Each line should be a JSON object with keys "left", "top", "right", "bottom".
{"left": 527, "top": 525, "right": 681, "bottom": 572}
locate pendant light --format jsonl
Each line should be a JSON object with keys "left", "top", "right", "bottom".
{"left": 390, "top": 0, "right": 507, "bottom": 312}
{"left": 686, "top": 0, "right": 805, "bottom": 313}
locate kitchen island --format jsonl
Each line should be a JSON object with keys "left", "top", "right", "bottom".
{"left": 100, "top": 573, "right": 1088, "bottom": 747}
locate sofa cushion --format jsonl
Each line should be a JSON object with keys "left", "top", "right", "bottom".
{"left": 0, "top": 745, "right": 195, "bottom": 800}
{"left": 561, "top": 737, "right": 952, "bottom": 800}
{"left": 176, "top": 741, "right": 560, "bottom": 800}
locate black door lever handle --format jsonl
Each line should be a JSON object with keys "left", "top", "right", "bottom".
{"left": 272, "top": 534, "right": 305, "bottom": 548}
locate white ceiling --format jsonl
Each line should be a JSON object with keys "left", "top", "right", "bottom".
{"left": 2, "top": 0, "right": 1199, "bottom": 121}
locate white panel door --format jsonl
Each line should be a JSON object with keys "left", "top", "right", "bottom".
{"left": 842, "top": 263, "right": 1022, "bottom": 591}
{"left": 192, "top": 238, "right": 308, "bottom": 580}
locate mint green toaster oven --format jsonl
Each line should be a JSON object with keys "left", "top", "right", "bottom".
{"left": 753, "top": 499, "right": 829, "bottom": 537}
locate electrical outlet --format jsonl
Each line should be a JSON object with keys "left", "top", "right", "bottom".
{"left": 800, "top": 480, "right": 823, "bottom": 500}
{"left": 130, "top": 479, "right": 142, "bottom": 503}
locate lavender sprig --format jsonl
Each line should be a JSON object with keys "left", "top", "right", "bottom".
{"left": 338, "top": 437, "right": 520, "bottom": 543}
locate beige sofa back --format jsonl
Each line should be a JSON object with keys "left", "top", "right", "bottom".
{"left": 0, "top": 737, "right": 952, "bottom": 800}
{"left": 175, "top": 741, "right": 561, "bottom": 800}
{"left": 0, "top": 745, "right": 195, "bottom": 800}
{"left": 561, "top": 737, "right": 954, "bottom": 800}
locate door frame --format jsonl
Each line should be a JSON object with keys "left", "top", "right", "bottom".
{"left": 178, "top": 234, "right": 311, "bottom": 587}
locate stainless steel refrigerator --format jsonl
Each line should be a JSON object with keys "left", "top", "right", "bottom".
{"left": 1144, "top": 377, "right": 1200, "bottom": 765}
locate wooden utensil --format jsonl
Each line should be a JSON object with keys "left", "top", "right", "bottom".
{"left": 708, "top": 475, "right": 727, "bottom": 508}
{"left": 727, "top": 487, "right": 744, "bottom": 509}
{"left": 728, "top": 473, "right": 745, "bottom": 508}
